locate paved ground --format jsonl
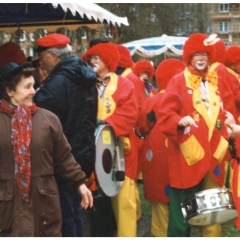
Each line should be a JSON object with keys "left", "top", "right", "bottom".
{"left": 137, "top": 217, "right": 151, "bottom": 237}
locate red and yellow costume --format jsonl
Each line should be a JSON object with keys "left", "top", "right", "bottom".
{"left": 138, "top": 59, "right": 185, "bottom": 236}
{"left": 157, "top": 33, "right": 235, "bottom": 237}
{"left": 83, "top": 42, "right": 139, "bottom": 237}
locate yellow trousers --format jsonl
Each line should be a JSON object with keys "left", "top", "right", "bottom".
{"left": 151, "top": 202, "right": 169, "bottom": 237}
{"left": 111, "top": 176, "right": 138, "bottom": 237}
{"left": 201, "top": 172, "right": 222, "bottom": 237}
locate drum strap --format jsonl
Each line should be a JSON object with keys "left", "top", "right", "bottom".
{"left": 121, "top": 67, "right": 132, "bottom": 78}
{"left": 97, "top": 72, "right": 117, "bottom": 120}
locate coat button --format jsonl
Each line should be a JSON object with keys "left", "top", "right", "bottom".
{"left": 43, "top": 221, "right": 47, "bottom": 225}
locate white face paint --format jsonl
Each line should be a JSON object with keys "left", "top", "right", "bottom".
{"left": 190, "top": 52, "right": 209, "bottom": 72}
{"left": 93, "top": 64, "right": 99, "bottom": 72}
{"left": 139, "top": 72, "right": 149, "bottom": 82}
{"left": 195, "top": 60, "right": 208, "bottom": 71}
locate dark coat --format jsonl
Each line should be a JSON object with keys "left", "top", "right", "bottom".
{"left": 0, "top": 108, "right": 86, "bottom": 236}
{"left": 34, "top": 56, "right": 98, "bottom": 177}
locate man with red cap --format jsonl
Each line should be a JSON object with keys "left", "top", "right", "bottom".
{"left": 33, "top": 33, "right": 97, "bottom": 237}
{"left": 82, "top": 40, "right": 138, "bottom": 237}
{"left": 138, "top": 58, "right": 185, "bottom": 237}
{"left": 157, "top": 33, "right": 235, "bottom": 237}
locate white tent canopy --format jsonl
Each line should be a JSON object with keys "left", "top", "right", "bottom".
{"left": 0, "top": 3, "right": 129, "bottom": 34}
{"left": 122, "top": 34, "right": 188, "bottom": 58}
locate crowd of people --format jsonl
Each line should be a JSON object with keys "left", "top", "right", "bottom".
{"left": 0, "top": 31, "right": 240, "bottom": 237}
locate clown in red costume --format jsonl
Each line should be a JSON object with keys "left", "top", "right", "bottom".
{"left": 115, "top": 44, "right": 144, "bottom": 222}
{"left": 210, "top": 40, "right": 240, "bottom": 203}
{"left": 139, "top": 58, "right": 185, "bottom": 236}
{"left": 131, "top": 60, "right": 157, "bottom": 180}
{"left": 157, "top": 33, "right": 235, "bottom": 237}
{"left": 225, "top": 46, "right": 240, "bottom": 122}
{"left": 82, "top": 41, "right": 138, "bottom": 237}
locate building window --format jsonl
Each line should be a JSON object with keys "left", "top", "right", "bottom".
{"left": 29, "top": 47, "right": 34, "bottom": 57}
{"left": 21, "top": 48, "right": 26, "bottom": 55}
{"left": 19, "top": 30, "right": 26, "bottom": 42}
{"left": 81, "top": 30, "right": 87, "bottom": 40}
{"left": 30, "top": 33, "right": 34, "bottom": 41}
{"left": 219, "top": 22, "right": 229, "bottom": 33}
{"left": 219, "top": 3, "right": 229, "bottom": 12}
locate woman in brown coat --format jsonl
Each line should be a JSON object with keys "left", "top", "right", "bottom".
{"left": 0, "top": 62, "right": 93, "bottom": 237}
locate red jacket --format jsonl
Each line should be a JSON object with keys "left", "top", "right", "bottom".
{"left": 141, "top": 93, "right": 170, "bottom": 202}
{"left": 98, "top": 72, "right": 138, "bottom": 180}
{"left": 157, "top": 67, "right": 233, "bottom": 189}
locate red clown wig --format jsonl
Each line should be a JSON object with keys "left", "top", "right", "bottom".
{"left": 182, "top": 33, "right": 215, "bottom": 65}
{"left": 0, "top": 42, "right": 26, "bottom": 68}
{"left": 211, "top": 39, "right": 226, "bottom": 64}
{"left": 115, "top": 44, "right": 133, "bottom": 68}
{"left": 132, "top": 60, "right": 155, "bottom": 80}
{"left": 155, "top": 58, "right": 186, "bottom": 90}
{"left": 225, "top": 46, "right": 240, "bottom": 67}
{"left": 81, "top": 42, "right": 120, "bottom": 72}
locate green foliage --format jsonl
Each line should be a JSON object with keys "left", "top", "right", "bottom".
{"left": 138, "top": 183, "right": 151, "bottom": 217}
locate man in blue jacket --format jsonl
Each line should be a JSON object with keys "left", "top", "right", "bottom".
{"left": 34, "top": 33, "right": 98, "bottom": 237}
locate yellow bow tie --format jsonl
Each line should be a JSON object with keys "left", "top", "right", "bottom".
{"left": 188, "top": 71, "right": 218, "bottom": 89}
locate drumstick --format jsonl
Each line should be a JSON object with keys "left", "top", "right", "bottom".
{"left": 115, "top": 137, "right": 125, "bottom": 182}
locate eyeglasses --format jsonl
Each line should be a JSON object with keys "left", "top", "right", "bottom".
{"left": 89, "top": 56, "right": 100, "bottom": 62}
{"left": 37, "top": 52, "right": 50, "bottom": 60}
{"left": 192, "top": 53, "right": 208, "bottom": 59}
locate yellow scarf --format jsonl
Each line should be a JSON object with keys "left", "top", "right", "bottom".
{"left": 188, "top": 71, "right": 218, "bottom": 89}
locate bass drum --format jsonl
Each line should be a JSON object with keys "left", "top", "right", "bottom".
{"left": 94, "top": 124, "right": 125, "bottom": 197}
{"left": 181, "top": 188, "right": 238, "bottom": 226}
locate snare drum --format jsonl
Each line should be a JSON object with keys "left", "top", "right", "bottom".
{"left": 181, "top": 188, "right": 238, "bottom": 226}
{"left": 94, "top": 124, "right": 125, "bottom": 197}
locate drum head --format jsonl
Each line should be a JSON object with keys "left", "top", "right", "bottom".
{"left": 188, "top": 209, "right": 238, "bottom": 226}
{"left": 95, "top": 124, "right": 125, "bottom": 197}
{"left": 182, "top": 188, "right": 238, "bottom": 226}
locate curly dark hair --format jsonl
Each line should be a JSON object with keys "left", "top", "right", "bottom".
{"left": 0, "top": 67, "right": 35, "bottom": 102}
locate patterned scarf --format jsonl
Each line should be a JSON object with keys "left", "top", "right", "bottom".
{"left": 144, "top": 79, "right": 153, "bottom": 93}
{"left": 96, "top": 75, "right": 111, "bottom": 89}
{"left": 0, "top": 99, "right": 39, "bottom": 202}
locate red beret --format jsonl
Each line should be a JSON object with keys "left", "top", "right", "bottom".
{"left": 81, "top": 42, "right": 120, "bottom": 72}
{"left": 211, "top": 39, "right": 226, "bottom": 64}
{"left": 132, "top": 60, "right": 155, "bottom": 80}
{"left": 155, "top": 59, "right": 185, "bottom": 90}
{"left": 225, "top": 46, "right": 240, "bottom": 67}
{"left": 183, "top": 33, "right": 215, "bottom": 65}
{"left": 36, "top": 33, "right": 70, "bottom": 52}
{"left": 0, "top": 42, "right": 26, "bottom": 68}
{"left": 115, "top": 44, "right": 133, "bottom": 68}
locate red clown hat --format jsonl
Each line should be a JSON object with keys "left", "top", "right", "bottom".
{"left": 81, "top": 42, "right": 120, "bottom": 72}
{"left": 132, "top": 60, "right": 155, "bottom": 80}
{"left": 182, "top": 33, "right": 215, "bottom": 65}
{"left": 225, "top": 46, "right": 240, "bottom": 67}
{"left": 155, "top": 58, "right": 186, "bottom": 90}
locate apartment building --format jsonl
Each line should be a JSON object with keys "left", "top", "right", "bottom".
{"left": 212, "top": 3, "right": 240, "bottom": 46}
